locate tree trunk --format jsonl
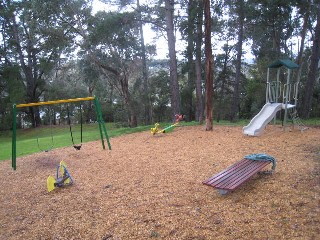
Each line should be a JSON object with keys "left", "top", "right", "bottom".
{"left": 120, "top": 74, "right": 138, "bottom": 127}
{"left": 230, "top": 0, "right": 244, "bottom": 122}
{"left": 217, "top": 44, "right": 230, "bottom": 122}
{"left": 96, "top": 60, "right": 138, "bottom": 127}
{"left": 296, "top": 4, "right": 310, "bottom": 66}
{"left": 295, "top": 1, "right": 310, "bottom": 108}
{"left": 165, "top": 0, "right": 180, "bottom": 120}
{"left": 204, "top": 0, "right": 214, "bottom": 131}
{"left": 301, "top": 4, "right": 320, "bottom": 118}
{"left": 137, "top": 0, "right": 151, "bottom": 125}
{"left": 195, "top": 0, "right": 204, "bottom": 123}
{"left": 185, "top": 0, "right": 197, "bottom": 121}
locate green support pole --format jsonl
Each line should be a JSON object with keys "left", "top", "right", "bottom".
{"left": 12, "top": 104, "right": 17, "bottom": 170}
{"left": 96, "top": 98, "right": 111, "bottom": 150}
{"left": 94, "top": 97, "right": 111, "bottom": 150}
{"left": 94, "top": 98, "right": 106, "bottom": 150}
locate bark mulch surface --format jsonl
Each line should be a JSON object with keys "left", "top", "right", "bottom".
{"left": 0, "top": 125, "right": 319, "bottom": 240}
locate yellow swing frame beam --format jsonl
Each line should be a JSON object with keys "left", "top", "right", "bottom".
{"left": 15, "top": 97, "right": 95, "bottom": 108}
{"left": 12, "top": 96, "right": 111, "bottom": 170}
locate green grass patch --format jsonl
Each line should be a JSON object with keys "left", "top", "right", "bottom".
{"left": 0, "top": 122, "right": 156, "bottom": 161}
{"left": 1, "top": 118, "right": 319, "bottom": 162}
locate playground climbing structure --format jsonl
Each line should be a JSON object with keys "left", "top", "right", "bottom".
{"left": 243, "top": 59, "right": 303, "bottom": 136}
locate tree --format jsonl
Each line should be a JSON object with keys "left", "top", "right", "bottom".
{"left": 1, "top": 0, "right": 87, "bottom": 127}
{"left": 229, "top": 0, "right": 245, "bottom": 122}
{"left": 110, "top": 0, "right": 153, "bottom": 124}
{"left": 194, "top": 0, "right": 204, "bottom": 123}
{"left": 180, "top": 0, "right": 197, "bottom": 121}
{"left": 149, "top": 70, "right": 171, "bottom": 122}
{"left": 164, "top": 0, "right": 180, "bottom": 120}
{"left": 215, "top": 43, "right": 234, "bottom": 122}
{"left": 203, "top": 0, "right": 214, "bottom": 130}
{"left": 301, "top": 3, "right": 320, "bottom": 118}
{"left": 85, "top": 11, "right": 142, "bottom": 127}
{"left": 248, "top": 0, "right": 295, "bottom": 60}
{"left": 137, "top": 0, "right": 152, "bottom": 125}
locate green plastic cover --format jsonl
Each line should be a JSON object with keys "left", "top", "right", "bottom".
{"left": 268, "top": 59, "right": 299, "bottom": 69}
{"left": 244, "top": 153, "right": 277, "bottom": 170}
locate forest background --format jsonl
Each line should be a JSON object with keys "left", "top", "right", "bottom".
{"left": 0, "top": 0, "right": 319, "bottom": 131}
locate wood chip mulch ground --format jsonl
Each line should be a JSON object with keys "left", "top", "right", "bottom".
{"left": 0, "top": 125, "right": 319, "bottom": 240}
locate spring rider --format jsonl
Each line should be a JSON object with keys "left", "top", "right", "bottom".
{"left": 47, "top": 161, "right": 73, "bottom": 192}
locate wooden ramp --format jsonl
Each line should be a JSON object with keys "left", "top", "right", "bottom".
{"left": 203, "top": 158, "right": 272, "bottom": 194}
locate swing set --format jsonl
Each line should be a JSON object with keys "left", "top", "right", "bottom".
{"left": 11, "top": 96, "right": 111, "bottom": 170}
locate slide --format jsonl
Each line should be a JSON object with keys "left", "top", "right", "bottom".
{"left": 243, "top": 103, "right": 283, "bottom": 136}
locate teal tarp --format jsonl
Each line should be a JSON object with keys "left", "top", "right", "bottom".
{"left": 268, "top": 59, "right": 299, "bottom": 69}
{"left": 244, "top": 153, "right": 277, "bottom": 170}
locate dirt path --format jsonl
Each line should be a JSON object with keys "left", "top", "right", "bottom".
{"left": 0, "top": 125, "right": 319, "bottom": 239}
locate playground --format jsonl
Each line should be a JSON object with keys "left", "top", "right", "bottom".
{"left": 0, "top": 124, "right": 319, "bottom": 239}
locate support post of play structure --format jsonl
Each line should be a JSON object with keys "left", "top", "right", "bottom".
{"left": 283, "top": 68, "right": 291, "bottom": 127}
{"left": 276, "top": 68, "right": 280, "bottom": 101}
{"left": 294, "top": 66, "right": 301, "bottom": 107}
{"left": 12, "top": 104, "right": 17, "bottom": 170}
{"left": 266, "top": 68, "right": 270, "bottom": 103}
{"left": 273, "top": 68, "right": 281, "bottom": 124}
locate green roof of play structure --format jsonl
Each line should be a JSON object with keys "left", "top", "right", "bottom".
{"left": 268, "top": 59, "right": 299, "bottom": 69}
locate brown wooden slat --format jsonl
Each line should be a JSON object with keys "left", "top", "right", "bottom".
{"left": 217, "top": 161, "right": 269, "bottom": 190}
{"left": 203, "top": 159, "right": 250, "bottom": 184}
{"left": 216, "top": 161, "right": 261, "bottom": 188}
{"left": 214, "top": 160, "right": 267, "bottom": 189}
{"left": 203, "top": 158, "right": 271, "bottom": 192}
{"left": 203, "top": 159, "right": 255, "bottom": 186}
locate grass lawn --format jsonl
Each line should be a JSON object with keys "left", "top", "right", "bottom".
{"left": 1, "top": 118, "right": 318, "bottom": 161}
{"left": 0, "top": 121, "right": 202, "bottom": 161}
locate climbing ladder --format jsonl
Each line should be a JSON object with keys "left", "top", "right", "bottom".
{"left": 289, "top": 109, "right": 308, "bottom": 132}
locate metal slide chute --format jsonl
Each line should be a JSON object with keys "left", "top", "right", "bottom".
{"left": 243, "top": 103, "right": 296, "bottom": 136}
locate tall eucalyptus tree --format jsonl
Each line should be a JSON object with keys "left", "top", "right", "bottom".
{"left": 301, "top": 3, "right": 320, "bottom": 118}
{"left": 204, "top": 0, "right": 213, "bottom": 130}
{"left": 1, "top": 0, "right": 88, "bottom": 127}
{"left": 229, "top": 0, "right": 245, "bottom": 122}
{"left": 164, "top": 0, "right": 181, "bottom": 120}
{"left": 85, "top": 11, "right": 142, "bottom": 127}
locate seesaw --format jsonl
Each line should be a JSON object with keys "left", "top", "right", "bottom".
{"left": 47, "top": 161, "right": 73, "bottom": 192}
{"left": 150, "top": 122, "right": 178, "bottom": 135}
{"left": 150, "top": 114, "right": 185, "bottom": 135}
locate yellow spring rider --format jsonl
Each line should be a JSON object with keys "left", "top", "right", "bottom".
{"left": 47, "top": 161, "right": 73, "bottom": 192}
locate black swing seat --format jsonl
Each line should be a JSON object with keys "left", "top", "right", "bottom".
{"left": 67, "top": 104, "right": 83, "bottom": 151}
{"left": 73, "top": 145, "right": 81, "bottom": 150}
{"left": 203, "top": 154, "right": 276, "bottom": 195}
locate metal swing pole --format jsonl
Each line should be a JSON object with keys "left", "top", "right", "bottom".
{"left": 12, "top": 104, "right": 17, "bottom": 170}
{"left": 94, "top": 97, "right": 111, "bottom": 150}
